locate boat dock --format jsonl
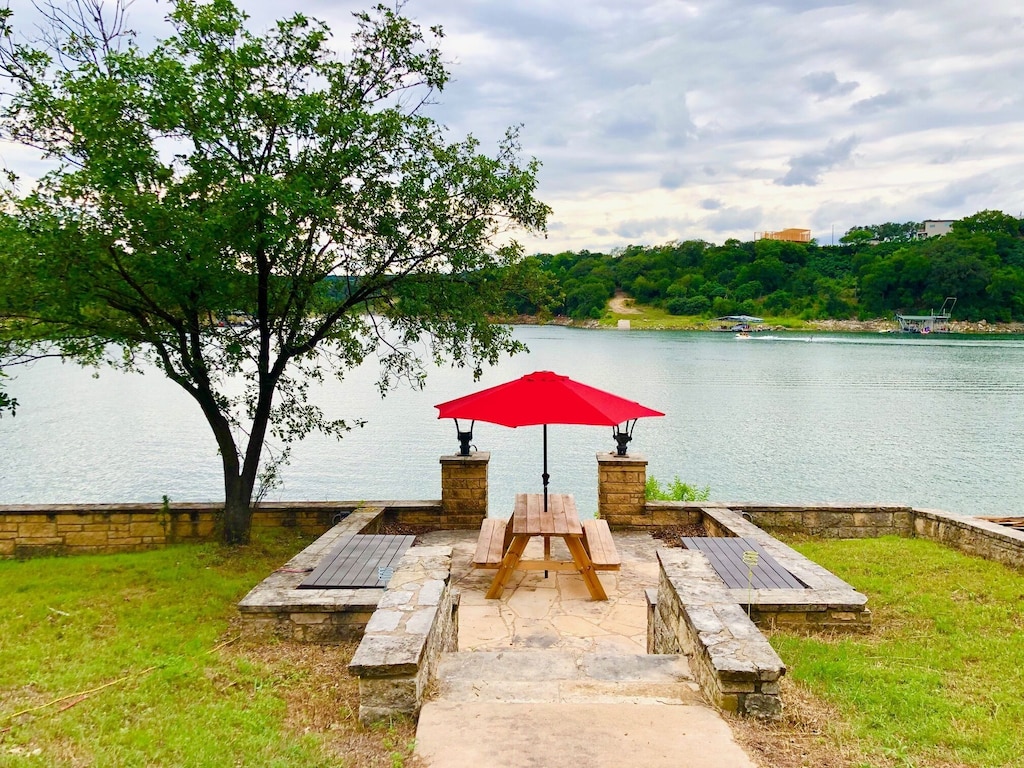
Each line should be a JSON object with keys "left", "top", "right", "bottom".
{"left": 895, "top": 297, "right": 956, "bottom": 333}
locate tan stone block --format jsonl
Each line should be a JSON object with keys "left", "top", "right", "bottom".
{"left": 771, "top": 612, "right": 808, "bottom": 625}
{"left": 719, "top": 680, "right": 756, "bottom": 694}
{"left": 715, "top": 692, "right": 740, "bottom": 713}
{"left": 104, "top": 514, "right": 133, "bottom": 524}
{"left": 19, "top": 522, "right": 57, "bottom": 537}
{"left": 20, "top": 537, "right": 63, "bottom": 546}
{"left": 291, "top": 612, "right": 331, "bottom": 625}
{"left": 0, "top": 540, "right": 13, "bottom": 556}
{"left": 129, "top": 522, "right": 167, "bottom": 538}
{"left": 64, "top": 531, "right": 111, "bottom": 547}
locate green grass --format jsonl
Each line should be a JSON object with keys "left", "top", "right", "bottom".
{"left": 596, "top": 303, "right": 810, "bottom": 331}
{"left": 773, "top": 536, "right": 1024, "bottom": 767}
{"left": 0, "top": 531, "right": 408, "bottom": 767}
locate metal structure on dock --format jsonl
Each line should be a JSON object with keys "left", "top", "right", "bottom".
{"left": 895, "top": 297, "right": 956, "bottom": 333}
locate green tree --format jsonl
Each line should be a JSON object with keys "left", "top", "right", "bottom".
{"left": 0, "top": 0, "right": 548, "bottom": 542}
{"left": 840, "top": 228, "right": 875, "bottom": 246}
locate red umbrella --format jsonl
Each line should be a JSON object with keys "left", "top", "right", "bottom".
{"left": 435, "top": 371, "right": 664, "bottom": 508}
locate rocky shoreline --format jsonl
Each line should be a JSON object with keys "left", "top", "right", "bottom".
{"left": 807, "top": 318, "right": 1024, "bottom": 334}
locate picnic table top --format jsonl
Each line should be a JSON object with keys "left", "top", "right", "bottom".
{"left": 298, "top": 534, "right": 415, "bottom": 589}
{"left": 511, "top": 493, "right": 582, "bottom": 536}
{"left": 680, "top": 536, "right": 806, "bottom": 590}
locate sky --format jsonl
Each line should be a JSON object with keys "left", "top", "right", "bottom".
{"left": 3, "top": 0, "right": 1024, "bottom": 254}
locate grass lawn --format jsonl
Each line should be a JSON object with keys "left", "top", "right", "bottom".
{"left": 741, "top": 536, "right": 1024, "bottom": 768}
{"left": 0, "top": 531, "right": 418, "bottom": 767}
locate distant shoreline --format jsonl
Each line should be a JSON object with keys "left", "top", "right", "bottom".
{"left": 508, "top": 315, "right": 1024, "bottom": 334}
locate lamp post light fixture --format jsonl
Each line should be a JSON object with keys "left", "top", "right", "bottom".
{"left": 613, "top": 418, "right": 639, "bottom": 456}
{"left": 454, "top": 418, "right": 475, "bottom": 456}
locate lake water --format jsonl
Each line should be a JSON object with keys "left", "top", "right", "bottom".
{"left": 2, "top": 326, "right": 1023, "bottom": 517}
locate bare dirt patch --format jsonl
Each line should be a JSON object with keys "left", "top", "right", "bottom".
{"left": 651, "top": 521, "right": 706, "bottom": 545}
{"left": 729, "top": 678, "right": 877, "bottom": 768}
{"left": 223, "top": 628, "right": 423, "bottom": 767}
{"left": 608, "top": 293, "right": 641, "bottom": 314}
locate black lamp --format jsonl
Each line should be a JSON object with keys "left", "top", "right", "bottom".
{"left": 613, "top": 418, "right": 638, "bottom": 456}
{"left": 454, "top": 418, "right": 475, "bottom": 456}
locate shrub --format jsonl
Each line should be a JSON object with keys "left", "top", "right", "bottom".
{"left": 645, "top": 475, "right": 711, "bottom": 501}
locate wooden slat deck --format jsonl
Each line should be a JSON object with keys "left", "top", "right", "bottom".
{"left": 472, "top": 517, "right": 510, "bottom": 568}
{"left": 680, "top": 537, "right": 806, "bottom": 590}
{"left": 298, "top": 534, "right": 415, "bottom": 589}
{"left": 981, "top": 516, "right": 1024, "bottom": 531}
{"left": 511, "top": 493, "right": 582, "bottom": 536}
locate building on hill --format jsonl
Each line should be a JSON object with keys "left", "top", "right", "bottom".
{"left": 916, "top": 220, "right": 955, "bottom": 238}
{"left": 756, "top": 228, "right": 811, "bottom": 243}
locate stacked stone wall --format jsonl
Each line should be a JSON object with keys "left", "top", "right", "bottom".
{"left": 0, "top": 501, "right": 444, "bottom": 559}
{"left": 348, "top": 545, "right": 458, "bottom": 724}
{"left": 596, "top": 453, "right": 649, "bottom": 526}
{"left": 439, "top": 452, "right": 489, "bottom": 528}
{"left": 652, "top": 549, "right": 785, "bottom": 719}
{"left": 914, "top": 508, "right": 1024, "bottom": 570}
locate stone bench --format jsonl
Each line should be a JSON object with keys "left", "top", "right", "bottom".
{"left": 348, "top": 545, "right": 459, "bottom": 725}
{"left": 237, "top": 506, "right": 389, "bottom": 642}
{"left": 652, "top": 548, "right": 786, "bottom": 720}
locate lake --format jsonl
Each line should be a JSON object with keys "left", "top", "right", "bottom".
{"left": 2, "top": 326, "right": 1023, "bottom": 517}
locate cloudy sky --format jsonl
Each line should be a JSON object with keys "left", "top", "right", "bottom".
{"left": 4, "top": 0, "right": 1024, "bottom": 253}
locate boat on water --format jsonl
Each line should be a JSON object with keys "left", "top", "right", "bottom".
{"left": 895, "top": 297, "right": 956, "bottom": 333}
{"left": 712, "top": 314, "right": 764, "bottom": 333}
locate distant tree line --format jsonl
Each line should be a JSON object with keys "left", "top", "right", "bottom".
{"left": 509, "top": 210, "right": 1024, "bottom": 323}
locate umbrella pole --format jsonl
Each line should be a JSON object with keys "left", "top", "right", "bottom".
{"left": 543, "top": 425, "right": 550, "bottom": 576}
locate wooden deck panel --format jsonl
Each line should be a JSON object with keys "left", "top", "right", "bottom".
{"left": 298, "top": 534, "right": 415, "bottom": 589}
{"left": 680, "top": 537, "right": 806, "bottom": 590}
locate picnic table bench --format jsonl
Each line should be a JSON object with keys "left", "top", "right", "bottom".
{"left": 298, "top": 534, "right": 415, "bottom": 589}
{"left": 472, "top": 493, "right": 617, "bottom": 601}
{"left": 680, "top": 536, "right": 806, "bottom": 590}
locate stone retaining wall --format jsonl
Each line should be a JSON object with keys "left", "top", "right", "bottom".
{"left": 625, "top": 502, "right": 1024, "bottom": 573}
{"left": 348, "top": 545, "right": 458, "bottom": 725}
{"left": 0, "top": 500, "right": 443, "bottom": 559}
{"left": 653, "top": 548, "right": 785, "bottom": 719}
{"left": 914, "top": 508, "right": 1024, "bottom": 570}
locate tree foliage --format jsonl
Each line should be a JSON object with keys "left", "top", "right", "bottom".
{"left": 524, "top": 210, "right": 1024, "bottom": 323}
{"left": 0, "top": 0, "right": 549, "bottom": 541}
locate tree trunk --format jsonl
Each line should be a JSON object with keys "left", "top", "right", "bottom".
{"left": 222, "top": 472, "right": 256, "bottom": 544}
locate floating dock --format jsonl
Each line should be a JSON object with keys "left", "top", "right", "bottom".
{"left": 895, "top": 297, "right": 956, "bottom": 333}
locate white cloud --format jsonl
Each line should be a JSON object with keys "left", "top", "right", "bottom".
{"left": 4, "top": 0, "right": 1024, "bottom": 252}
{"left": 775, "top": 136, "right": 860, "bottom": 187}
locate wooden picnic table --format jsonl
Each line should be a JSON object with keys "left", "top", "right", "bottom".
{"left": 483, "top": 493, "right": 608, "bottom": 601}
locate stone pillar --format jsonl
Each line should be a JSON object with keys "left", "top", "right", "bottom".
{"left": 597, "top": 452, "right": 648, "bottom": 527}
{"left": 440, "top": 452, "right": 489, "bottom": 528}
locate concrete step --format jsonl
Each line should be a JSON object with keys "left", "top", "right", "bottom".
{"left": 434, "top": 649, "right": 702, "bottom": 705}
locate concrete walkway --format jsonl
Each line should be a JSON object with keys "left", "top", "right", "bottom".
{"left": 413, "top": 530, "right": 759, "bottom": 767}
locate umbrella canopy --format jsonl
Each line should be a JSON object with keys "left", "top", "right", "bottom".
{"left": 435, "top": 371, "right": 664, "bottom": 507}
{"left": 435, "top": 370, "right": 664, "bottom": 428}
